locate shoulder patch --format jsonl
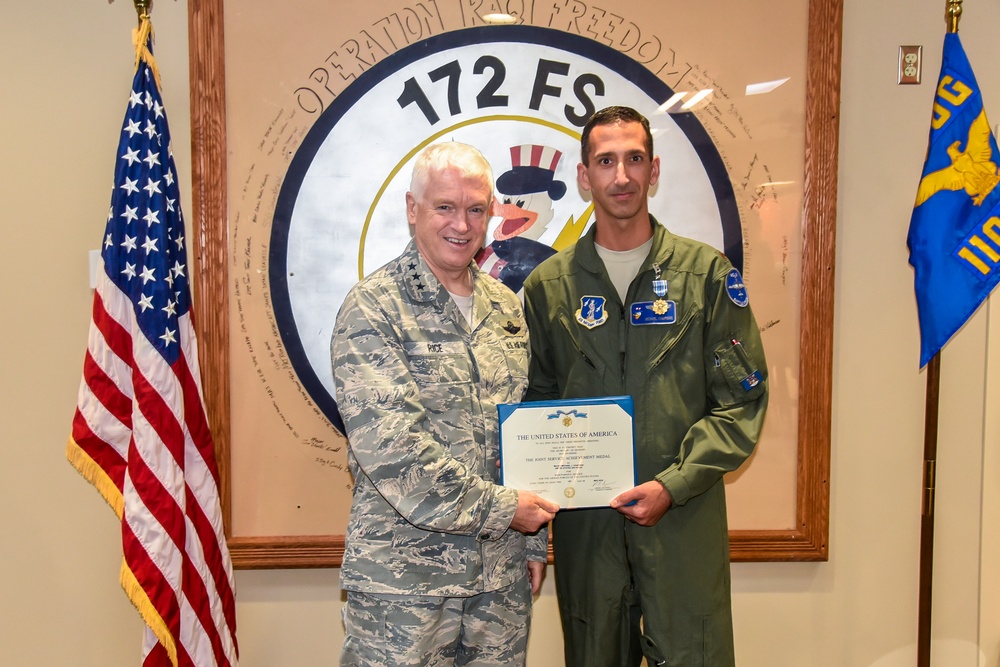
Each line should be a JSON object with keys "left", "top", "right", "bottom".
{"left": 726, "top": 269, "right": 749, "bottom": 308}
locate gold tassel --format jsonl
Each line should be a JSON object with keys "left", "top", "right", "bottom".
{"left": 132, "top": 14, "right": 163, "bottom": 92}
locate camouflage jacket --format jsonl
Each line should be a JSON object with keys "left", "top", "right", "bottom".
{"left": 332, "top": 239, "right": 543, "bottom": 596}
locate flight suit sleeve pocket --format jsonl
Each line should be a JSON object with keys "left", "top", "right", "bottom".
{"left": 709, "top": 337, "right": 767, "bottom": 406}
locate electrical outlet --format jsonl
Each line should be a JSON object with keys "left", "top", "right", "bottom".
{"left": 899, "top": 45, "right": 922, "bottom": 85}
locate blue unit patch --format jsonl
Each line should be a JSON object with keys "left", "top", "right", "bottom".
{"left": 576, "top": 295, "right": 608, "bottom": 329}
{"left": 726, "top": 268, "right": 749, "bottom": 307}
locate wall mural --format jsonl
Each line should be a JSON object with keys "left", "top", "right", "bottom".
{"left": 194, "top": 0, "right": 838, "bottom": 566}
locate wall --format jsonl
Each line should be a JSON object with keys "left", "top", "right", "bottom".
{"left": 1, "top": 0, "right": 996, "bottom": 665}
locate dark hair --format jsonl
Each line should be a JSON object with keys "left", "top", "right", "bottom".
{"left": 580, "top": 106, "right": 654, "bottom": 166}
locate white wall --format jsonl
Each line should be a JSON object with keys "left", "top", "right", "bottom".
{"left": 2, "top": 0, "right": 997, "bottom": 665}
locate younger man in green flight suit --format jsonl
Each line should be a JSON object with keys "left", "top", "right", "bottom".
{"left": 523, "top": 106, "right": 769, "bottom": 667}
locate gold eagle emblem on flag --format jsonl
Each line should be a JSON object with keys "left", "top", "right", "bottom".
{"left": 915, "top": 109, "right": 1000, "bottom": 206}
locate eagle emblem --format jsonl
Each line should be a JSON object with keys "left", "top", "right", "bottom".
{"left": 916, "top": 109, "right": 1000, "bottom": 207}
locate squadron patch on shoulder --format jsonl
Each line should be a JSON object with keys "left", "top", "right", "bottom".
{"left": 726, "top": 269, "right": 749, "bottom": 307}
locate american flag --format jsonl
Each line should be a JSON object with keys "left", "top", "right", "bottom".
{"left": 67, "top": 33, "right": 238, "bottom": 667}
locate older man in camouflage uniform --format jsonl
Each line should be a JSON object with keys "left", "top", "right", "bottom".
{"left": 332, "top": 142, "right": 560, "bottom": 667}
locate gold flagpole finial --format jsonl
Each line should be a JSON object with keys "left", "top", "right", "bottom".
{"left": 946, "top": 0, "right": 963, "bottom": 33}
{"left": 133, "top": 0, "right": 152, "bottom": 24}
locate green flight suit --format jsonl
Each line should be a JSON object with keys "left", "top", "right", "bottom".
{"left": 523, "top": 218, "right": 768, "bottom": 667}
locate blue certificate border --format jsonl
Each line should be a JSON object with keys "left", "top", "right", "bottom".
{"left": 497, "top": 395, "right": 637, "bottom": 495}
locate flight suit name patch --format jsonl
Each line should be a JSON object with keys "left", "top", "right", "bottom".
{"left": 630, "top": 300, "right": 677, "bottom": 325}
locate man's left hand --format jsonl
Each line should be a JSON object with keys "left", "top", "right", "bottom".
{"left": 609, "top": 481, "right": 672, "bottom": 526}
{"left": 527, "top": 560, "right": 546, "bottom": 595}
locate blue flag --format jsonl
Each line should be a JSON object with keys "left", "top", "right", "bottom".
{"left": 908, "top": 33, "right": 1000, "bottom": 367}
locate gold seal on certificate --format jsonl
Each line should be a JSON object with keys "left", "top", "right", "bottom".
{"left": 498, "top": 396, "right": 636, "bottom": 509}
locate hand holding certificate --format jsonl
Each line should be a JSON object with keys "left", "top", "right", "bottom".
{"left": 498, "top": 396, "right": 636, "bottom": 509}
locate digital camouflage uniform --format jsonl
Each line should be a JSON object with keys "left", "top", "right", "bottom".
{"left": 523, "top": 219, "right": 769, "bottom": 667}
{"left": 332, "top": 239, "right": 544, "bottom": 666}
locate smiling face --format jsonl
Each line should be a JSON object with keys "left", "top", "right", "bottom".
{"left": 578, "top": 120, "right": 660, "bottom": 247}
{"left": 406, "top": 165, "right": 493, "bottom": 294}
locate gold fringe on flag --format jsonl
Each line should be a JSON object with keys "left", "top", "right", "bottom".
{"left": 120, "top": 559, "right": 179, "bottom": 667}
{"left": 66, "top": 437, "right": 125, "bottom": 519}
{"left": 66, "top": 437, "right": 177, "bottom": 666}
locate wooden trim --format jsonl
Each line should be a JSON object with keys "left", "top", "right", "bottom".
{"left": 188, "top": 0, "right": 232, "bottom": 533}
{"left": 229, "top": 536, "right": 346, "bottom": 569}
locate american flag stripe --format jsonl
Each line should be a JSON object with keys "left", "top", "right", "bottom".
{"left": 120, "top": 532, "right": 182, "bottom": 661}
{"left": 180, "top": 457, "right": 238, "bottom": 631}
{"left": 67, "top": 26, "right": 237, "bottom": 667}
{"left": 82, "top": 352, "right": 133, "bottom": 424}
{"left": 67, "top": 420, "right": 126, "bottom": 513}
{"left": 92, "top": 287, "right": 139, "bottom": 367}
{"left": 73, "top": 382, "right": 129, "bottom": 461}
{"left": 172, "top": 326, "right": 238, "bottom": 648}
{"left": 179, "top": 531, "right": 231, "bottom": 665}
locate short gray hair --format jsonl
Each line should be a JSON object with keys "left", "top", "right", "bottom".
{"left": 409, "top": 142, "right": 494, "bottom": 202}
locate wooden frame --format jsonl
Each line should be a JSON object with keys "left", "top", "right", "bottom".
{"left": 188, "top": 0, "right": 841, "bottom": 567}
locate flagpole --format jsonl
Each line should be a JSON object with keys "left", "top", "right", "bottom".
{"left": 916, "top": 7, "right": 961, "bottom": 666}
{"left": 917, "top": 353, "right": 940, "bottom": 667}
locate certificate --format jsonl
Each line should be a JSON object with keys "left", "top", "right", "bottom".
{"left": 498, "top": 396, "right": 636, "bottom": 509}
